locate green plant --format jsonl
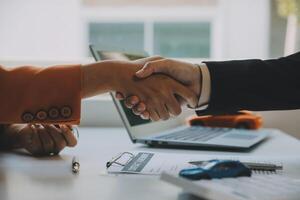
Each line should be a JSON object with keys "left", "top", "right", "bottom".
{"left": 277, "top": 0, "right": 300, "bottom": 18}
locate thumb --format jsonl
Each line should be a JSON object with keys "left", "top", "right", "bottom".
{"left": 136, "top": 59, "right": 171, "bottom": 78}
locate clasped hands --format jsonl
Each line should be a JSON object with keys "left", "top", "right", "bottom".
{"left": 1, "top": 124, "right": 77, "bottom": 156}
{"left": 115, "top": 56, "right": 202, "bottom": 121}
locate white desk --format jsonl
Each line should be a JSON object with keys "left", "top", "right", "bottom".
{"left": 0, "top": 127, "right": 299, "bottom": 200}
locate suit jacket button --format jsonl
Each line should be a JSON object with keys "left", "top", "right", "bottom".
{"left": 22, "top": 112, "right": 34, "bottom": 122}
{"left": 48, "top": 107, "right": 59, "bottom": 119}
{"left": 36, "top": 110, "right": 48, "bottom": 120}
{"left": 60, "top": 106, "right": 72, "bottom": 118}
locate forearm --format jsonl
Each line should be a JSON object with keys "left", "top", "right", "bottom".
{"left": 0, "top": 60, "right": 124, "bottom": 124}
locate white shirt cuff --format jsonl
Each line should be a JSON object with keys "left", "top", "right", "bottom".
{"left": 196, "top": 63, "right": 211, "bottom": 110}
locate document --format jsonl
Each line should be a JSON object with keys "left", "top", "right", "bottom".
{"left": 106, "top": 151, "right": 300, "bottom": 199}
{"left": 106, "top": 151, "right": 283, "bottom": 175}
{"left": 161, "top": 173, "right": 300, "bottom": 200}
{"left": 107, "top": 152, "right": 192, "bottom": 175}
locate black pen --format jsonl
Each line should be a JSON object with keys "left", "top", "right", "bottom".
{"left": 72, "top": 156, "right": 80, "bottom": 173}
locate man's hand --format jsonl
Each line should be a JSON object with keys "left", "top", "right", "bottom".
{"left": 81, "top": 56, "right": 164, "bottom": 98}
{"left": 136, "top": 58, "right": 201, "bottom": 95}
{"left": 81, "top": 56, "right": 197, "bottom": 121}
{"left": 112, "top": 60, "right": 198, "bottom": 121}
{"left": 2, "top": 124, "right": 77, "bottom": 156}
{"left": 117, "top": 58, "right": 202, "bottom": 119}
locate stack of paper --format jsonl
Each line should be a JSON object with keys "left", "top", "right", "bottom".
{"left": 161, "top": 173, "right": 300, "bottom": 200}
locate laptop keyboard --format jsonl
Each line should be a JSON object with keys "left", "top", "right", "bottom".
{"left": 154, "top": 127, "right": 230, "bottom": 142}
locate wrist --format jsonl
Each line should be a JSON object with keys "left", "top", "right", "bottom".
{"left": 81, "top": 61, "right": 119, "bottom": 98}
{"left": 192, "top": 64, "right": 202, "bottom": 101}
{"left": 196, "top": 63, "right": 210, "bottom": 108}
{"left": 106, "top": 62, "right": 124, "bottom": 92}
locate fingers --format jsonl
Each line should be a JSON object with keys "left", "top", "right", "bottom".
{"left": 131, "top": 103, "right": 150, "bottom": 120}
{"left": 136, "top": 59, "right": 171, "bottom": 78}
{"left": 14, "top": 124, "right": 34, "bottom": 149}
{"left": 131, "top": 100, "right": 181, "bottom": 121}
{"left": 23, "top": 124, "right": 43, "bottom": 156}
{"left": 165, "top": 95, "right": 182, "bottom": 116}
{"left": 45, "top": 125, "right": 67, "bottom": 154}
{"left": 17, "top": 124, "right": 77, "bottom": 157}
{"left": 124, "top": 95, "right": 140, "bottom": 108}
{"left": 115, "top": 92, "right": 124, "bottom": 100}
{"left": 156, "top": 103, "right": 170, "bottom": 121}
{"left": 119, "top": 90, "right": 170, "bottom": 121}
{"left": 132, "top": 102, "right": 146, "bottom": 115}
{"left": 122, "top": 95, "right": 150, "bottom": 120}
{"left": 59, "top": 125, "right": 77, "bottom": 147}
{"left": 141, "top": 111, "right": 150, "bottom": 120}
{"left": 145, "top": 93, "right": 181, "bottom": 120}
{"left": 123, "top": 90, "right": 182, "bottom": 121}
{"left": 147, "top": 108, "right": 160, "bottom": 121}
{"left": 173, "top": 82, "right": 198, "bottom": 108}
{"left": 35, "top": 124, "right": 55, "bottom": 155}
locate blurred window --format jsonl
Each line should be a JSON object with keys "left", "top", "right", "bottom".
{"left": 153, "top": 22, "right": 210, "bottom": 58}
{"left": 89, "top": 23, "right": 144, "bottom": 52}
{"left": 89, "top": 22, "right": 211, "bottom": 58}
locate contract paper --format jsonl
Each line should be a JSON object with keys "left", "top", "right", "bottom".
{"left": 161, "top": 173, "right": 300, "bottom": 200}
{"left": 106, "top": 151, "right": 284, "bottom": 175}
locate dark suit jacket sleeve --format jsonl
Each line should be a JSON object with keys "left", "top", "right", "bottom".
{"left": 196, "top": 52, "right": 300, "bottom": 116}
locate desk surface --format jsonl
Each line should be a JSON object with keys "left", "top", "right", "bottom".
{"left": 0, "top": 127, "right": 299, "bottom": 200}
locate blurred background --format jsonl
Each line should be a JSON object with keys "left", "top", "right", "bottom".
{"left": 0, "top": 0, "right": 300, "bottom": 137}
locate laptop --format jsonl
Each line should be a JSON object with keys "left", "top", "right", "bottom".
{"left": 90, "top": 45, "right": 269, "bottom": 150}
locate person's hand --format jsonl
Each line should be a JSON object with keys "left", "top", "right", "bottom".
{"left": 136, "top": 58, "right": 201, "bottom": 94}
{"left": 3, "top": 124, "right": 77, "bottom": 156}
{"left": 82, "top": 56, "right": 197, "bottom": 121}
{"left": 112, "top": 60, "right": 198, "bottom": 121}
{"left": 81, "top": 56, "right": 164, "bottom": 98}
{"left": 116, "top": 58, "right": 202, "bottom": 119}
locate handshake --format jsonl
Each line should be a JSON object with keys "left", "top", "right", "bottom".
{"left": 82, "top": 56, "right": 202, "bottom": 121}
{"left": 116, "top": 56, "right": 202, "bottom": 121}
{"left": 2, "top": 51, "right": 296, "bottom": 156}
